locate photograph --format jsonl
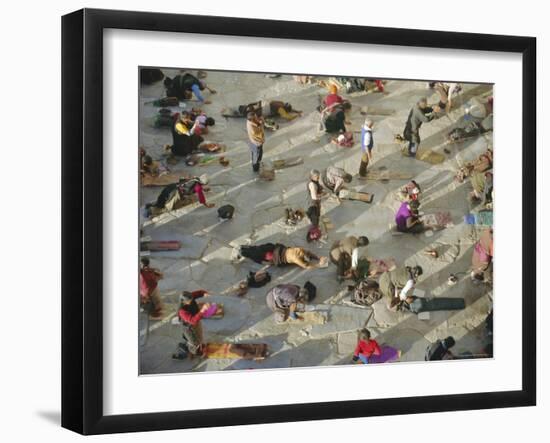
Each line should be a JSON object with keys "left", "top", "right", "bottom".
{"left": 138, "top": 67, "right": 494, "bottom": 374}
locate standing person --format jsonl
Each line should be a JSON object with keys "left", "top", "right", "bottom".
{"left": 471, "top": 228, "right": 493, "bottom": 282}
{"left": 265, "top": 282, "right": 316, "bottom": 324}
{"left": 395, "top": 200, "right": 424, "bottom": 233}
{"left": 246, "top": 112, "right": 265, "bottom": 172}
{"left": 329, "top": 236, "right": 370, "bottom": 280}
{"left": 174, "top": 290, "right": 211, "bottom": 359}
{"left": 402, "top": 98, "right": 439, "bottom": 157}
{"left": 306, "top": 169, "right": 323, "bottom": 227}
{"left": 352, "top": 328, "right": 381, "bottom": 364}
{"left": 359, "top": 119, "right": 374, "bottom": 177}
{"left": 139, "top": 257, "right": 164, "bottom": 320}
{"left": 322, "top": 166, "right": 353, "bottom": 198}
{"left": 379, "top": 265, "right": 423, "bottom": 311}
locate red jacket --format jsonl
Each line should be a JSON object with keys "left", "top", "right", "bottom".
{"left": 139, "top": 268, "right": 160, "bottom": 298}
{"left": 354, "top": 339, "right": 381, "bottom": 358}
{"left": 324, "top": 93, "right": 343, "bottom": 109}
{"left": 178, "top": 290, "right": 207, "bottom": 325}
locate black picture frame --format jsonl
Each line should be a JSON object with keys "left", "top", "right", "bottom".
{"left": 62, "top": 8, "right": 536, "bottom": 435}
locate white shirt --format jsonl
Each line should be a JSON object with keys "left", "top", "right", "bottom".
{"left": 351, "top": 246, "right": 367, "bottom": 269}
{"left": 399, "top": 279, "right": 415, "bottom": 300}
{"left": 308, "top": 181, "right": 320, "bottom": 201}
{"left": 447, "top": 83, "right": 459, "bottom": 100}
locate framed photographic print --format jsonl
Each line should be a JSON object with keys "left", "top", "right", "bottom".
{"left": 62, "top": 8, "right": 536, "bottom": 435}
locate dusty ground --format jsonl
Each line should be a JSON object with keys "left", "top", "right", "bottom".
{"left": 138, "top": 69, "right": 493, "bottom": 374}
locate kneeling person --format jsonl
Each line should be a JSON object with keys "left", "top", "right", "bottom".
{"left": 329, "top": 236, "right": 369, "bottom": 280}
{"left": 395, "top": 200, "right": 424, "bottom": 233}
{"left": 266, "top": 282, "right": 316, "bottom": 324}
{"left": 352, "top": 328, "right": 381, "bottom": 364}
{"left": 379, "top": 265, "right": 423, "bottom": 311}
{"left": 322, "top": 166, "right": 353, "bottom": 198}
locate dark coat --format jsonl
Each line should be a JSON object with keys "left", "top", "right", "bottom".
{"left": 165, "top": 73, "right": 201, "bottom": 99}
{"left": 403, "top": 105, "right": 434, "bottom": 144}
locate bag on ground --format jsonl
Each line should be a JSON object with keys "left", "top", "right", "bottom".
{"left": 306, "top": 225, "right": 322, "bottom": 242}
{"left": 353, "top": 279, "right": 382, "bottom": 306}
{"left": 247, "top": 270, "right": 271, "bottom": 288}
{"left": 218, "top": 204, "right": 235, "bottom": 220}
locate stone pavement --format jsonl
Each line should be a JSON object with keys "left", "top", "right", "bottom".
{"left": 139, "top": 70, "right": 493, "bottom": 374}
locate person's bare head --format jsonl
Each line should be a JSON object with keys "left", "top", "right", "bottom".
{"left": 443, "top": 336, "right": 456, "bottom": 349}
{"left": 417, "top": 98, "right": 429, "bottom": 109}
{"left": 179, "top": 291, "right": 194, "bottom": 306}
{"left": 364, "top": 118, "right": 373, "bottom": 128}
{"left": 409, "top": 200, "right": 420, "bottom": 213}
{"left": 412, "top": 265, "right": 423, "bottom": 280}
{"left": 143, "top": 155, "right": 153, "bottom": 166}
{"left": 298, "top": 288, "right": 309, "bottom": 304}
{"left": 140, "top": 257, "right": 150, "bottom": 268}
{"left": 310, "top": 169, "right": 320, "bottom": 181}
{"left": 359, "top": 328, "right": 371, "bottom": 341}
{"left": 344, "top": 173, "right": 353, "bottom": 183}
{"left": 342, "top": 101, "right": 352, "bottom": 111}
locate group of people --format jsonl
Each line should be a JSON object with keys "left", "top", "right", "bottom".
{"left": 139, "top": 71, "right": 492, "bottom": 363}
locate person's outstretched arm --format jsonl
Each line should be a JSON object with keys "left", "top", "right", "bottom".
{"left": 191, "top": 83, "right": 205, "bottom": 102}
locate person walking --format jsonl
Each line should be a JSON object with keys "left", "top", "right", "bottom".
{"left": 246, "top": 112, "right": 265, "bottom": 172}
{"left": 306, "top": 169, "right": 323, "bottom": 227}
{"left": 359, "top": 118, "right": 374, "bottom": 177}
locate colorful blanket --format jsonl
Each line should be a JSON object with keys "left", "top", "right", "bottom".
{"left": 422, "top": 212, "right": 453, "bottom": 229}
{"left": 203, "top": 343, "right": 268, "bottom": 360}
{"left": 464, "top": 211, "right": 493, "bottom": 226}
{"left": 368, "top": 346, "right": 401, "bottom": 364}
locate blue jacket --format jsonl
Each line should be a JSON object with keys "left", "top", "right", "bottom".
{"left": 361, "top": 126, "right": 374, "bottom": 153}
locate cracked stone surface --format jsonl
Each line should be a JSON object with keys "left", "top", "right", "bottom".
{"left": 139, "top": 69, "right": 493, "bottom": 374}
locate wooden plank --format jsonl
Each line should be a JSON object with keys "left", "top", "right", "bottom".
{"left": 359, "top": 170, "right": 413, "bottom": 181}
{"left": 339, "top": 189, "right": 374, "bottom": 203}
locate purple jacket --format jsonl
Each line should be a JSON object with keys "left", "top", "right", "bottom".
{"left": 395, "top": 202, "right": 412, "bottom": 231}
